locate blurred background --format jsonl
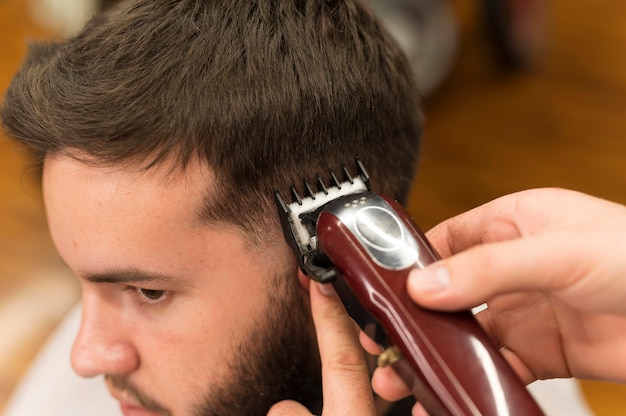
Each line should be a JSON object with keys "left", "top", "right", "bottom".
{"left": 1, "top": 0, "right": 626, "bottom": 414}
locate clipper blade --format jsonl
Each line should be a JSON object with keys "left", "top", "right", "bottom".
{"left": 274, "top": 159, "right": 370, "bottom": 282}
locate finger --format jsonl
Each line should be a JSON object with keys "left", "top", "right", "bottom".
{"left": 415, "top": 188, "right": 626, "bottom": 315}
{"left": 406, "top": 231, "right": 588, "bottom": 311}
{"left": 498, "top": 346, "right": 536, "bottom": 384}
{"left": 359, "top": 331, "right": 382, "bottom": 356}
{"left": 370, "top": 365, "right": 411, "bottom": 401}
{"left": 424, "top": 189, "right": 543, "bottom": 258}
{"left": 424, "top": 188, "right": 599, "bottom": 258}
{"left": 412, "top": 402, "right": 429, "bottom": 416}
{"left": 267, "top": 400, "right": 313, "bottom": 416}
{"left": 310, "top": 282, "right": 376, "bottom": 415}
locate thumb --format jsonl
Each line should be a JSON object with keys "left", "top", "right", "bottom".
{"left": 405, "top": 232, "right": 591, "bottom": 311}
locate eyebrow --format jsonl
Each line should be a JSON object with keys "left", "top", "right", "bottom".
{"left": 83, "top": 269, "right": 177, "bottom": 284}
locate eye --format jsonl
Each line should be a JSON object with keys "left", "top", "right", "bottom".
{"left": 125, "top": 286, "right": 170, "bottom": 305}
{"left": 138, "top": 288, "right": 167, "bottom": 301}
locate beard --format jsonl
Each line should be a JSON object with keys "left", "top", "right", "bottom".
{"left": 107, "top": 269, "right": 322, "bottom": 416}
{"left": 193, "top": 271, "right": 322, "bottom": 416}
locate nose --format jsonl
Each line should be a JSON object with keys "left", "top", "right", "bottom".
{"left": 71, "top": 294, "right": 139, "bottom": 378}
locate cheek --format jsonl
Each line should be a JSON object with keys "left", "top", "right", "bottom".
{"left": 132, "top": 274, "right": 270, "bottom": 388}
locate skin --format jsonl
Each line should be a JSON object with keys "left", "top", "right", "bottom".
{"left": 43, "top": 153, "right": 321, "bottom": 416}
{"left": 268, "top": 277, "right": 376, "bottom": 416}
{"left": 379, "top": 188, "right": 626, "bottom": 395}
{"left": 46, "top": 154, "right": 626, "bottom": 416}
{"left": 275, "top": 187, "right": 626, "bottom": 416}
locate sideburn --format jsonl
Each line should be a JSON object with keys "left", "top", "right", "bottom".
{"left": 193, "top": 268, "right": 322, "bottom": 416}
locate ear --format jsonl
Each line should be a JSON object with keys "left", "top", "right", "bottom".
{"left": 297, "top": 268, "right": 310, "bottom": 292}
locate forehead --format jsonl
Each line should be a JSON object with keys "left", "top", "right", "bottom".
{"left": 42, "top": 154, "right": 293, "bottom": 281}
{"left": 43, "top": 154, "right": 210, "bottom": 220}
{"left": 42, "top": 154, "right": 219, "bottom": 269}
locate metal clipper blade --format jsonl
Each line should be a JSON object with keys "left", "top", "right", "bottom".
{"left": 274, "top": 159, "right": 370, "bottom": 282}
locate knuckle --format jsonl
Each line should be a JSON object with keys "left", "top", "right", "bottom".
{"left": 325, "top": 345, "right": 368, "bottom": 374}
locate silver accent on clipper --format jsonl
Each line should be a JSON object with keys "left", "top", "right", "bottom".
{"left": 325, "top": 193, "right": 420, "bottom": 270}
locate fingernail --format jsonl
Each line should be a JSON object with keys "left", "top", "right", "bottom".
{"left": 317, "top": 281, "right": 336, "bottom": 297}
{"left": 408, "top": 266, "right": 450, "bottom": 293}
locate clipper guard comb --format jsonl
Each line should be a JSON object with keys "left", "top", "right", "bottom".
{"left": 274, "top": 160, "right": 544, "bottom": 416}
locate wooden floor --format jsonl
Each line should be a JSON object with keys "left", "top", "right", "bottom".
{"left": 1, "top": 0, "right": 625, "bottom": 414}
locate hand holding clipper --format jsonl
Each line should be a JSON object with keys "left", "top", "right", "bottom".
{"left": 274, "top": 160, "right": 544, "bottom": 416}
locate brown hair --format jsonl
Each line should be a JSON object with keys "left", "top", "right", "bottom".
{"left": 2, "top": 0, "right": 422, "bottom": 240}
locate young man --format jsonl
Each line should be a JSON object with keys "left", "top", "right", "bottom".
{"left": 2, "top": 1, "right": 421, "bottom": 414}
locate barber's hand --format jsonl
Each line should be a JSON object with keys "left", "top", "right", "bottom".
{"left": 373, "top": 187, "right": 626, "bottom": 403}
{"left": 268, "top": 278, "right": 376, "bottom": 416}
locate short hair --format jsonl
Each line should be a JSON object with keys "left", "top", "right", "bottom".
{"left": 2, "top": 0, "right": 422, "bottom": 241}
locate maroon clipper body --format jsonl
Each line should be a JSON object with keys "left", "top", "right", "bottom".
{"left": 274, "top": 160, "right": 544, "bottom": 416}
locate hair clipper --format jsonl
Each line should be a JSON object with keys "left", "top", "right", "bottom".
{"left": 274, "top": 159, "right": 544, "bottom": 415}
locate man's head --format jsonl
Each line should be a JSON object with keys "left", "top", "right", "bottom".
{"left": 2, "top": 0, "right": 421, "bottom": 414}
